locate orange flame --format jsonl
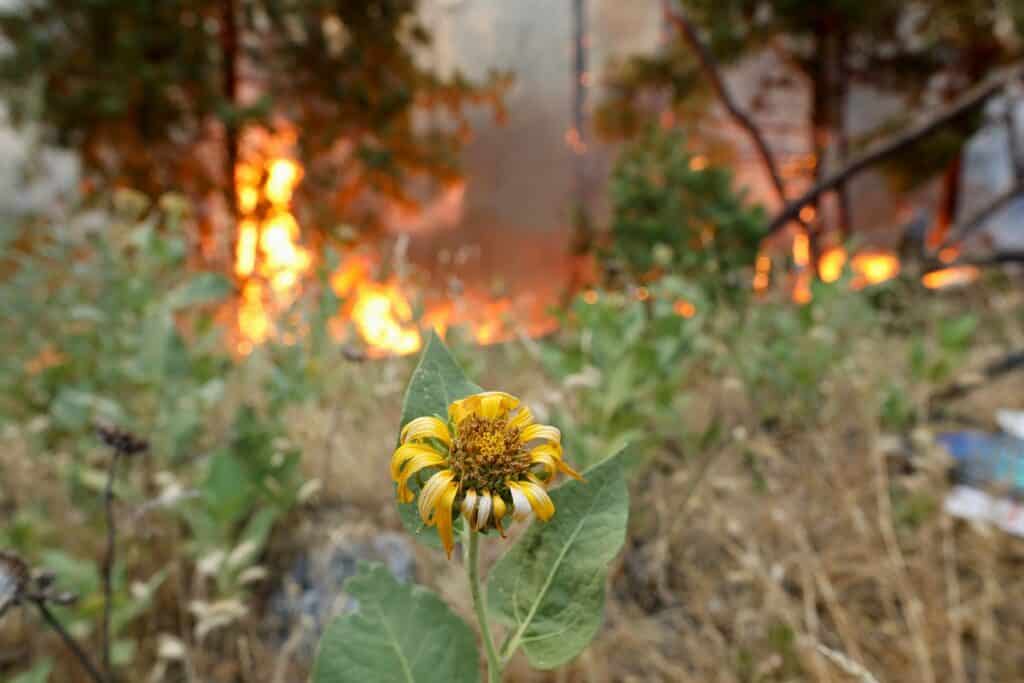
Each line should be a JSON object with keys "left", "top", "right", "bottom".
{"left": 233, "top": 129, "right": 311, "bottom": 352}
{"left": 753, "top": 253, "right": 772, "bottom": 292}
{"left": 850, "top": 251, "right": 900, "bottom": 289}
{"left": 818, "top": 246, "right": 847, "bottom": 283}
{"left": 792, "top": 232, "right": 810, "bottom": 268}
{"left": 938, "top": 245, "right": 961, "bottom": 264}
{"left": 792, "top": 270, "right": 813, "bottom": 304}
{"left": 922, "top": 266, "right": 980, "bottom": 290}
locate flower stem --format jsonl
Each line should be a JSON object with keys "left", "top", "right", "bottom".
{"left": 464, "top": 529, "right": 502, "bottom": 683}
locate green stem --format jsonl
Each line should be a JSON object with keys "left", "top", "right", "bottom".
{"left": 465, "top": 529, "right": 502, "bottom": 683}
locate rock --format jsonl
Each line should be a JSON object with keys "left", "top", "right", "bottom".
{"left": 265, "top": 526, "right": 417, "bottom": 663}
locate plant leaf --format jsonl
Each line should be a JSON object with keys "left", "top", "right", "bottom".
{"left": 312, "top": 563, "right": 479, "bottom": 683}
{"left": 487, "top": 450, "right": 629, "bottom": 669}
{"left": 396, "top": 332, "right": 480, "bottom": 547}
{"left": 166, "top": 272, "right": 233, "bottom": 310}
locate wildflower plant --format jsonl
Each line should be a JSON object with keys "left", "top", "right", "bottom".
{"left": 313, "top": 334, "right": 629, "bottom": 682}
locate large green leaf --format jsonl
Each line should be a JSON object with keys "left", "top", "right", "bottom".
{"left": 312, "top": 563, "right": 479, "bottom": 683}
{"left": 396, "top": 333, "right": 480, "bottom": 547}
{"left": 487, "top": 450, "right": 628, "bottom": 669}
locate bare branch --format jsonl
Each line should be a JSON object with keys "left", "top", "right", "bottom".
{"left": 766, "top": 63, "right": 1024, "bottom": 236}
{"left": 942, "top": 180, "right": 1024, "bottom": 247}
{"left": 661, "top": 1, "right": 789, "bottom": 207}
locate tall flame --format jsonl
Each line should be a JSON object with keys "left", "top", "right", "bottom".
{"left": 233, "top": 130, "right": 311, "bottom": 353}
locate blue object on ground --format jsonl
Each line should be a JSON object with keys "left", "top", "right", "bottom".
{"left": 937, "top": 431, "right": 1024, "bottom": 493}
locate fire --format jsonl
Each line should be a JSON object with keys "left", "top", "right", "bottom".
{"left": 792, "top": 232, "right": 810, "bottom": 267}
{"left": 753, "top": 253, "right": 772, "bottom": 292}
{"left": 922, "top": 266, "right": 980, "bottom": 290}
{"left": 792, "top": 270, "right": 812, "bottom": 304}
{"left": 938, "top": 245, "right": 961, "bottom": 264}
{"left": 233, "top": 129, "right": 312, "bottom": 353}
{"left": 818, "top": 246, "right": 847, "bottom": 283}
{"left": 850, "top": 251, "right": 900, "bottom": 289}
{"left": 330, "top": 256, "right": 422, "bottom": 357}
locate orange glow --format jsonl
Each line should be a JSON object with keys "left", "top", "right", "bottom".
{"left": 938, "top": 245, "right": 960, "bottom": 264}
{"left": 673, "top": 299, "right": 696, "bottom": 318}
{"left": 349, "top": 281, "right": 422, "bottom": 356}
{"left": 753, "top": 253, "right": 771, "bottom": 292}
{"left": 792, "top": 270, "right": 812, "bottom": 304}
{"left": 792, "top": 232, "right": 810, "bottom": 267}
{"left": 583, "top": 290, "right": 599, "bottom": 304}
{"left": 689, "top": 155, "right": 708, "bottom": 171}
{"left": 233, "top": 127, "right": 312, "bottom": 352}
{"left": 818, "top": 246, "right": 847, "bottom": 283}
{"left": 635, "top": 286, "right": 650, "bottom": 301}
{"left": 922, "top": 266, "right": 980, "bottom": 290}
{"left": 799, "top": 206, "right": 816, "bottom": 223}
{"left": 850, "top": 251, "right": 900, "bottom": 289}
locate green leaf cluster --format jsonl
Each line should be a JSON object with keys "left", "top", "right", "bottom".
{"left": 606, "top": 128, "right": 766, "bottom": 299}
{"left": 313, "top": 336, "right": 630, "bottom": 680}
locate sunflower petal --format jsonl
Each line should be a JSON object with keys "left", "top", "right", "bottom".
{"left": 491, "top": 493, "right": 508, "bottom": 536}
{"left": 418, "top": 470, "right": 456, "bottom": 524}
{"left": 478, "top": 391, "right": 519, "bottom": 420}
{"left": 400, "top": 416, "right": 451, "bottom": 447}
{"left": 448, "top": 394, "right": 483, "bottom": 424}
{"left": 528, "top": 450, "right": 558, "bottom": 482}
{"left": 528, "top": 443, "right": 582, "bottom": 481}
{"left": 391, "top": 443, "right": 445, "bottom": 479}
{"left": 515, "top": 478, "right": 556, "bottom": 521}
{"left": 521, "top": 423, "right": 561, "bottom": 446}
{"left": 436, "top": 484, "right": 459, "bottom": 558}
{"left": 556, "top": 458, "right": 583, "bottom": 481}
{"left": 508, "top": 405, "right": 535, "bottom": 430}
{"left": 461, "top": 489, "right": 478, "bottom": 525}
{"left": 507, "top": 483, "right": 533, "bottom": 522}
{"left": 475, "top": 490, "right": 492, "bottom": 530}
{"left": 396, "top": 450, "right": 447, "bottom": 502}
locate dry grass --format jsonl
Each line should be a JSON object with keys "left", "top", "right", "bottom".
{"left": 4, "top": 290, "right": 1024, "bottom": 682}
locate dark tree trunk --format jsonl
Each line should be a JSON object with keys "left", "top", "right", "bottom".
{"left": 221, "top": 0, "right": 240, "bottom": 264}
{"left": 834, "top": 29, "right": 852, "bottom": 241}
{"left": 806, "top": 24, "right": 831, "bottom": 268}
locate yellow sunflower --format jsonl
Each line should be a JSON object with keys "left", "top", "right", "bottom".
{"left": 390, "top": 391, "right": 582, "bottom": 557}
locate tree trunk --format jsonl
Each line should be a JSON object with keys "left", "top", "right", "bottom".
{"left": 834, "top": 29, "right": 852, "bottom": 241}
{"left": 221, "top": 0, "right": 240, "bottom": 266}
{"left": 806, "top": 24, "right": 831, "bottom": 268}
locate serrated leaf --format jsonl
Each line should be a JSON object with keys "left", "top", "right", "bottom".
{"left": 396, "top": 333, "right": 480, "bottom": 547}
{"left": 312, "top": 563, "right": 479, "bottom": 683}
{"left": 487, "top": 450, "right": 628, "bottom": 669}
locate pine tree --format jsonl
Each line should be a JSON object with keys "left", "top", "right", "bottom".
{"left": 0, "top": 0, "right": 507, "bottom": 245}
{"left": 597, "top": 1, "right": 1022, "bottom": 251}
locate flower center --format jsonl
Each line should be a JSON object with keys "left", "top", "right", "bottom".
{"left": 450, "top": 414, "right": 527, "bottom": 491}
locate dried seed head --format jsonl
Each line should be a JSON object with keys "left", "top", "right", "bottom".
{"left": 0, "top": 550, "right": 30, "bottom": 617}
{"left": 96, "top": 424, "right": 149, "bottom": 456}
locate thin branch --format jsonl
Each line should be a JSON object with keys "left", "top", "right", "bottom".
{"left": 661, "top": 1, "right": 789, "bottom": 207}
{"left": 941, "top": 180, "right": 1024, "bottom": 247}
{"left": 31, "top": 598, "right": 108, "bottom": 683}
{"left": 766, "top": 63, "right": 1024, "bottom": 236}
{"left": 929, "top": 349, "right": 1024, "bottom": 405}
{"left": 101, "top": 450, "right": 122, "bottom": 680}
